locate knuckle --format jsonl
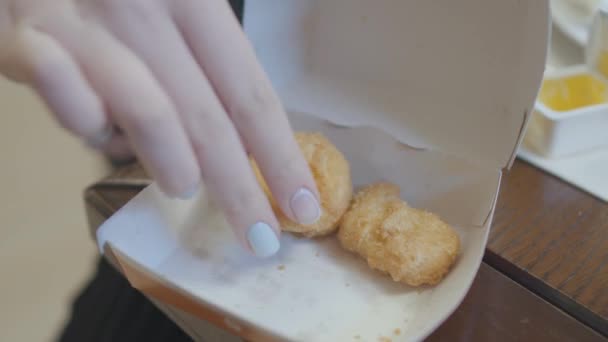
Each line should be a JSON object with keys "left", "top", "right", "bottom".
{"left": 222, "top": 185, "right": 260, "bottom": 220}
{"left": 228, "top": 81, "right": 280, "bottom": 126}
{"left": 121, "top": 107, "right": 170, "bottom": 135}
{"left": 271, "top": 154, "right": 300, "bottom": 187}
{"left": 188, "top": 112, "right": 227, "bottom": 156}
{"left": 28, "top": 58, "right": 64, "bottom": 87}
{"left": 10, "top": 30, "right": 65, "bottom": 84}
{"left": 189, "top": 133, "right": 207, "bottom": 158}
{"left": 189, "top": 134, "right": 211, "bottom": 161}
{"left": 96, "top": 0, "right": 163, "bottom": 21}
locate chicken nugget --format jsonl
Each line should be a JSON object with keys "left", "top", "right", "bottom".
{"left": 338, "top": 182, "right": 460, "bottom": 286}
{"left": 252, "top": 132, "right": 353, "bottom": 237}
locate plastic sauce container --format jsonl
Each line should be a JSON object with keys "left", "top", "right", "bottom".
{"left": 538, "top": 73, "right": 608, "bottom": 111}
{"left": 524, "top": 7, "right": 608, "bottom": 157}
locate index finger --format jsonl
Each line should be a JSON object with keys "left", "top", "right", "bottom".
{"left": 173, "top": 0, "right": 322, "bottom": 227}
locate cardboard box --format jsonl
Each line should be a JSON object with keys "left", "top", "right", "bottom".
{"left": 93, "top": 1, "right": 549, "bottom": 341}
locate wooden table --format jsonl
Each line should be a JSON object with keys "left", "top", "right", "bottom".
{"left": 82, "top": 159, "right": 607, "bottom": 341}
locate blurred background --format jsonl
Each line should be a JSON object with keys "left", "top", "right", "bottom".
{"left": 0, "top": 2, "right": 594, "bottom": 341}
{"left": 0, "top": 80, "right": 110, "bottom": 340}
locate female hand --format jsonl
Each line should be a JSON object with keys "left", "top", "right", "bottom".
{"left": 0, "top": 0, "right": 321, "bottom": 257}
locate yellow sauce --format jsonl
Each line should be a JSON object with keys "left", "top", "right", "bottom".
{"left": 538, "top": 73, "right": 608, "bottom": 111}
{"left": 597, "top": 50, "right": 608, "bottom": 78}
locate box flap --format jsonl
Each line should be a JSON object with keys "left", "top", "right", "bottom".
{"left": 243, "top": 0, "right": 549, "bottom": 169}
{"left": 96, "top": 113, "right": 502, "bottom": 341}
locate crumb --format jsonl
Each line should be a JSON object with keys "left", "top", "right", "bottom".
{"left": 277, "top": 265, "right": 286, "bottom": 271}
{"left": 378, "top": 337, "right": 392, "bottom": 342}
{"left": 394, "top": 329, "right": 401, "bottom": 335}
{"left": 354, "top": 335, "right": 361, "bottom": 340}
{"left": 578, "top": 211, "right": 583, "bottom": 216}
{"left": 520, "top": 318, "right": 530, "bottom": 324}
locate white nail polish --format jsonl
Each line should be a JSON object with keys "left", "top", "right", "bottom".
{"left": 247, "top": 222, "right": 280, "bottom": 258}
{"left": 290, "top": 188, "right": 321, "bottom": 225}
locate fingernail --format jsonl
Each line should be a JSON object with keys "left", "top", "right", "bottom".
{"left": 290, "top": 188, "right": 321, "bottom": 225}
{"left": 178, "top": 183, "right": 199, "bottom": 200}
{"left": 247, "top": 222, "right": 280, "bottom": 258}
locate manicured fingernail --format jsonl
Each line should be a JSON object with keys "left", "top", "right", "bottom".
{"left": 178, "top": 183, "right": 199, "bottom": 200}
{"left": 247, "top": 222, "right": 280, "bottom": 258}
{"left": 290, "top": 188, "right": 321, "bottom": 225}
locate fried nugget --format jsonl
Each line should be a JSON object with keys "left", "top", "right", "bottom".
{"left": 252, "top": 132, "right": 353, "bottom": 237}
{"left": 338, "top": 182, "right": 460, "bottom": 286}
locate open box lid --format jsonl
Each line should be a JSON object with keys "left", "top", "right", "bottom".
{"left": 243, "top": 0, "right": 549, "bottom": 170}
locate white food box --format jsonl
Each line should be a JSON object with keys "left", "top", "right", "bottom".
{"left": 524, "top": 5, "right": 608, "bottom": 158}
{"left": 93, "top": 1, "right": 549, "bottom": 341}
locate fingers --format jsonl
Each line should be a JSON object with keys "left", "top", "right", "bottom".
{"left": 3, "top": 24, "right": 134, "bottom": 164}
{"left": 8, "top": 27, "right": 108, "bottom": 142}
{"left": 7, "top": 2, "right": 306, "bottom": 258}
{"left": 173, "top": 0, "right": 322, "bottom": 226}
{"left": 87, "top": 124, "right": 133, "bottom": 161}
{"left": 103, "top": 133, "right": 134, "bottom": 162}
{"left": 101, "top": 8, "right": 280, "bottom": 257}
{"left": 2, "top": 23, "right": 134, "bottom": 166}
{"left": 42, "top": 19, "right": 200, "bottom": 199}
{"left": 194, "top": 120, "right": 282, "bottom": 258}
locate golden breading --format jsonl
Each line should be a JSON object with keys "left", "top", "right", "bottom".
{"left": 252, "top": 132, "right": 353, "bottom": 237}
{"left": 338, "top": 182, "right": 460, "bottom": 286}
